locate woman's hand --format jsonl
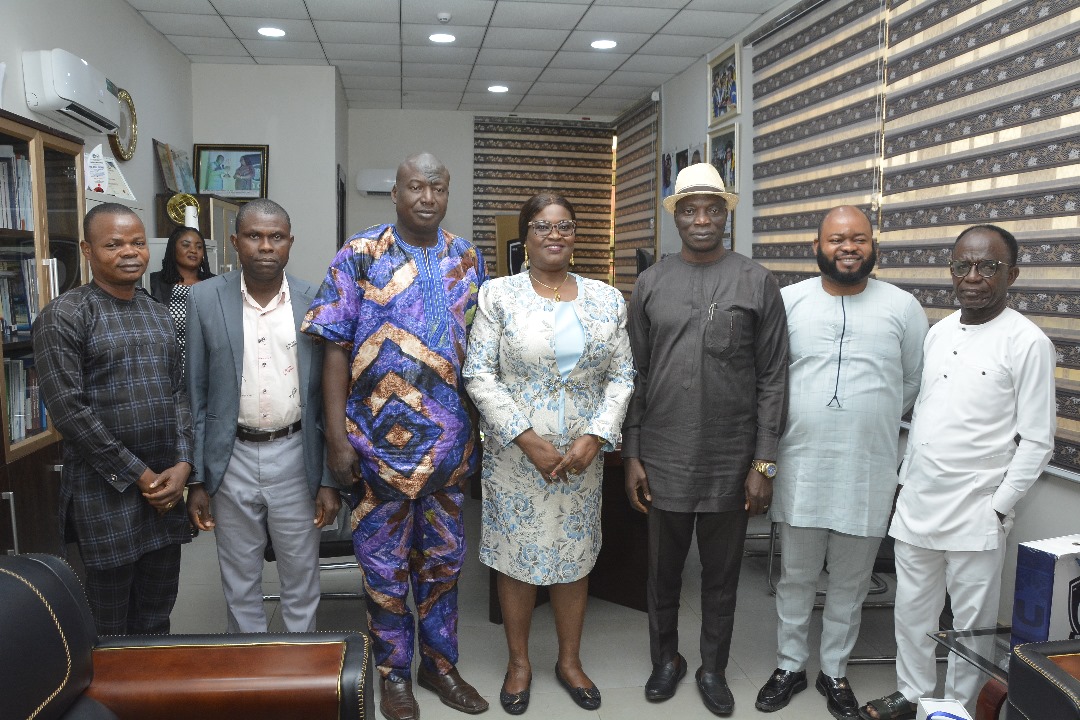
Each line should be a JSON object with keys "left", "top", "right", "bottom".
{"left": 552, "top": 434, "right": 603, "bottom": 479}
{"left": 514, "top": 429, "right": 567, "bottom": 483}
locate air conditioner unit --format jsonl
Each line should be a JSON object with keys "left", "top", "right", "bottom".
{"left": 356, "top": 169, "right": 396, "bottom": 196}
{"left": 22, "top": 49, "right": 121, "bottom": 135}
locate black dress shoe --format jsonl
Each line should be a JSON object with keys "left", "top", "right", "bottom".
{"left": 695, "top": 668, "right": 734, "bottom": 716}
{"left": 816, "top": 671, "right": 860, "bottom": 719}
{"left": 645, "top": 653, "right": 687, "bottom": 702}
{"left": 499, "top": 672, "right": 531, "bottom": 715}
{"left": 755, "top": 668, "right": 808, "bottom": 712}
{"left": 555, "top": 664, "right": 601, "bottom": 710}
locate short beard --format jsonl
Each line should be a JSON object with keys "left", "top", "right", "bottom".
{"left": 817, "top": 244, "right": 877, "bottom": 285}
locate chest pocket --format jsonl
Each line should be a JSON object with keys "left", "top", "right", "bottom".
{"left": 705, "top": 308, "right": 743, "bottom": 360}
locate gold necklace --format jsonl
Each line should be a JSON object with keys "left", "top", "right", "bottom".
{"left": 530, "top": 271, "right": 570, "bottom": 302}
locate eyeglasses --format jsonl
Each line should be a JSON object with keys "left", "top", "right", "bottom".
{"left": 528, "top": 220, "right": 577, "bottom": 237}
{"left": 949, "top": 259, "right": 1010, "bottom": 278}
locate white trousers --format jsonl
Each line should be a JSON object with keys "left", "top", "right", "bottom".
{"left": 775, "top": 522, "right": 881, "bottom": 677}
{"left": 893, "top": 537, "right": 1005, "bottom": 713}
{"left": 212, "top": 433, "right": 320, "bottom": 633}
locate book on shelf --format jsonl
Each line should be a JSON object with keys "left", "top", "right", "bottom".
{"left": 3, "top": 356, "right": 47, "bottom": 443}
{"left": 0, "top": 145, "right": 33, "bottom": 232}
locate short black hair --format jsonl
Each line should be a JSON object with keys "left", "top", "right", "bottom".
{"left": 160, "top": 226, "right": 214, "bottom": 285}
{"left": 816, "top": 206, "right": 872, "bottom": 242}
{"left": 518, "top": 193, "right": 576, "bottom": 243}
{"left": 955, "top": 224, "right": 1018, "bottom": 265}
{"left": 83, "top": 202, "right": 140, "bottom": 242}
{"left": 235, "top": 198, "right": 291, "bottom": 234}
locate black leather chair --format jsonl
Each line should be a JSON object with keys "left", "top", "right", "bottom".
{"left": 0, "top": 553, "right": 371, "bottom": 720}
{"left": 1008, "top": 639, "right": 1080, "bottom": 719}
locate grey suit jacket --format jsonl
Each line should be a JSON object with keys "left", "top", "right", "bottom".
{"left": 186, "top": 270, "right": 331, "bottom": 497}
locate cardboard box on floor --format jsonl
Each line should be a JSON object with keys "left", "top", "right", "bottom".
{"left": 916, "top": 698, "right": 972, "bottom": 720}
{"left": 1012, "top": 533, "right": 1080, "bottom": 647}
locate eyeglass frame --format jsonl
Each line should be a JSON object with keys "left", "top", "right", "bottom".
{"left": 949, "top": 259, "right": 1011, "bottom": 278}
{"left": 527, "top": 219, "right": 577, "bottom": 237}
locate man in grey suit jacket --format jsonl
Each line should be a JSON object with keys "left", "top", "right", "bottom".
{"left": 185, "top": 198, "right": 340, "bottom": 633}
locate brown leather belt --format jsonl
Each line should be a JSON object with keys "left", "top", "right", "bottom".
{"left": 236, "top": 420, "right": 302, "bottom": 443}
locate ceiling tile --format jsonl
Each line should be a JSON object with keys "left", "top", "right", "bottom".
{"left": 322, "top": 45, "right": 397, "bottom": 62}
{"left": 489, "top": 2, "right": 587, "bottom": 30}
{"left": 346, "top": 89, "right": 403, "bottom": 103}
{"left": 481, "top": 27, "right": 571, "bottom": 51}
{"left": 515, "top": 97, "right": 581, "bottom": 113}
{"left": 402, "top": 62, "right": 473, "bottom": 79}
{"left": 186, "top": 55, "right": 257, "bottom": 64}
{"left": 400, "top": 24, "right": 487, "bottom": 47}
{"left": 594, "top": 0, "right": 685, "bottom": 6}
{"left": 306, "top": 0, "right": 400, "bottom": 22}
{"left": 401, "top": 45, "right": 479, "bottom": 65}
{"left": 571, "top": 97, "right": 630, "bottom": 114}
{"left": 662, "top": 10, "right": 757, "bottom": 38}
{"left": 589, "top": 84, "right": 652, "bottom": 99}
{"left": 497, "top": 0, "right": 592, "bottom": 4}
{"left": 548, "top": 50, "right": 629, "bottom": 71}
{"left": 331, "top": 60, "right": 401, "bottom": 76}
{"left": 562, "top": 30, "right": 651, "bottom": 54}
{"left": 252, "top": 56, "right": 328, "bottom": 65}
{"left": 576, "top": 6, "right": 679, "bottom": 33}
{"left": 167, "top": 35, "right": 250, "bottom": 56}
{"left": 636, "top": 34, "right": 720, "bottom": 57}
{"left": 688, "top": 0, "right": 787, "bottom": 12}
{"left": 620, "top": 54, "right": 697, "bottom": 74}
{"left": 466, "top": 79, "right": 534, "bottom": 94}
{"left": 475, "top": 48, "right": 554, "bottom": 68}
{"left": 605, "top": 69, "right": 672, "bottom": 86}
{"left": 401, "top": 0, "right": 495, "bottom": 26}
{"left": 536, "top": 67, "right": 611, "bottom": 84}
{"left": 401, "top": 99, "right": 460, "bottom": 110}
{"left": 461, "top": 91, "right": 524, "bottom": 104}
{"left": 402, "top": 77, "right": 469, "bottom": 92}
{"left": 340, "top": 74, "right": 400, "bottom": 90}
{"left": 209, "top": 0, "right": 309, "bottom": 20}
{"left": 469, "top": 65, "right": 543, "bottom": 82}
{"left": 224, "top": 16, "right": 318, "bottom": 41}
{"left": 127, "top": 0, "right": 216, "bottom": 12}
{"left": 527, "top": 81, "right": 599, "bottom": 97}
{"left": 314, "top": 21, "right": 399, "bottom": 44}
{"left": 401, "top": 90, "right": 466, "bottom": 104}
{"left": 241, "top": 39, "right": 326, "bottom": 59}
{"left": 140, "top": 11, "right": 233, "bottom": 37}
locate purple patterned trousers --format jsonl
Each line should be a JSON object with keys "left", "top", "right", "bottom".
{"left": 353, "top": 488, "right": 465, "bottom": 679}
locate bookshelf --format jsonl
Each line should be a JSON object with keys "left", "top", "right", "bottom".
{"left": 0, "top": 108, "right": 83, "bottom": 554}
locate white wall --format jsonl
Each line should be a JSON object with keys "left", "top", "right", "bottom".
{"left": 192, "top": 64, "right": 340, "bottom": 286}
{"left": 347, "top": 109, "right": 475, "bottom": 242}
{"left": 0, "top": 0, "right": 193, "bottom": 219}
{"left": 658, "top": 59, "right": 707, "bottom": 257}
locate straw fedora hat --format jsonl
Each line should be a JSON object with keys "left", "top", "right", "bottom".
{"left": 661, "top": 162, "right": 739, "bottom": 213}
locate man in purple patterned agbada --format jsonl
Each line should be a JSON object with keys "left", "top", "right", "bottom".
{"left": 302, "top": 152, "right": 488, "bottom": 720}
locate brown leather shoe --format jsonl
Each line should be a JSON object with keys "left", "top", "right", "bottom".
{"left": 380, "top": 676, "right": 420, "bottom": 720}
{"left": 417, "top": 665, "right": 489, "bottom": 714}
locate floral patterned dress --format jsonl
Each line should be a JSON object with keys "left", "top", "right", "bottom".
{"left": 463, "top": 273, "right": 635, "bottom": 585}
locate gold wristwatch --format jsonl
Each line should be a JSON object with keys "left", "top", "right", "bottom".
{"left": 751, "top": 460, "right": 778, "bottom": 479}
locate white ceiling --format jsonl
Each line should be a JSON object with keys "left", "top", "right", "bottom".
{"left": 126, "top": 0, "right": 787, "bottom": 116}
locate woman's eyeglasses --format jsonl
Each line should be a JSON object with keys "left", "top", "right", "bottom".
{"left": 528, "top": 220, "right": 577, "bottom": 237}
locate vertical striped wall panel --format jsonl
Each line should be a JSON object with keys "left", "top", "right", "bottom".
{"left": 614, "top": 99, "right": 659, "bottom": 297}
{"left": 750, "top": 0, "right": 888, "bottom": 288}
{"left": 878, "top": 0, "right": 1080, "bottom": 472}
{"left": 472, "top": 116, "right": 613, "bottom": 281}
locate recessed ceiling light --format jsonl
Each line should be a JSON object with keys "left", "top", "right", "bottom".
{"left": 258, "top": 27, "right": 286, "bottom": 37}
{"left": 429, "top": 33, "right": 456, "bottom": 43}
{"left": 591, "top": 39, "right": 617, "bottom": 50}
{"left": 488, "top": 85, "right": 509, "bottom": 93}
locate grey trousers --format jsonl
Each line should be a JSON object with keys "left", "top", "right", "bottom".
{"left": 212, "top": 433, "right": 320, "bottom": 633}
{"left": 774, "top": 522, "right": 881, "bottom": 677}
{"left": 647, "top": 507, "right": 748, "bottom": 673}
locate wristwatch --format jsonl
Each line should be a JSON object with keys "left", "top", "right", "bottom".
{"left": 751, "top": 460, "right": 778, "bottom": 479}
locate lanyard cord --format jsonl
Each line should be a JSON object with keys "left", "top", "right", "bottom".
{"left": 827, "top": 295, "right": 846, "bottom": 409}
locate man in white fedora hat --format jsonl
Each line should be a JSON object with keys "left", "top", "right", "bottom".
{"left": 622, "top": 163, "right": 790, "bottom": 716}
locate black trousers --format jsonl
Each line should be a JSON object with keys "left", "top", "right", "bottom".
{"left": 647, "top": 507, "right": 748, "bottom": 673}
{"left": 83, "top": 543, "right": 182, "bottom": 635}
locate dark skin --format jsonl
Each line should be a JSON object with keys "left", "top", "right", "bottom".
{"left": 815, "top": 205, "right": 874, "bottom": 297}
{"left": 173, "top": 230, "right": 206, "bottom": 285}
{"left": 186, "top": 209, "right": 340, "bottom": 530}
{"left": 82, "top": 211, "right": 190, "bottom": 513}
{"left": 624, "top": 194, "right": 772, "bottom": 518}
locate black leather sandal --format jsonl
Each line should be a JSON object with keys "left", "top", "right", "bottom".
{"left": 858, "top": 691, "right": 916, "bottom": 720}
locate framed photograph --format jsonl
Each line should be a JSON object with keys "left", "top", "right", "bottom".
{"left": 210, "top": 197, "right": 241, "bottom": 273}
{"left": 708, "top": 123, "right": 738, "bottom": 193}
{"left": 675, "top": 149, "right": 689, "bottom": 175}
{"left": 193, "top": 144, "right": 268, "bottom": 198}
{"left": 171, "top": 147, "right": 197, "bottom": 194}
{"left": 153, "top": 139, "right": 178, "bottom": 193}
{"left": 708, "top": 45, "right": 740, "bottom": 125}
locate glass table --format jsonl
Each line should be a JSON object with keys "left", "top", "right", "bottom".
{"left": 930, "top": 626, "right": 1012, "bottom": 719}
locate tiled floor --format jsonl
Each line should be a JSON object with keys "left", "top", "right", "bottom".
{"left": 172, "top": 505, "right": 943, "bottom": 719}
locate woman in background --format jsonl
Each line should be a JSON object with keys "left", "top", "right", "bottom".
{"left": 464, "top": 193, "right": 635, "bottom": 714}
{"left": 150, "top": 226, "right": 214, "bottom": 366}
